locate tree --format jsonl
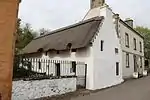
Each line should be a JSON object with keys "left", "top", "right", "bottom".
{"left": 15, "top": 19, "right": 37, "bottom": 54}
{"left": 135, "top": 26, "right": 150, "bottom": 59}
{"left": 39, "top": 28, "right": 50, "bottom": 36}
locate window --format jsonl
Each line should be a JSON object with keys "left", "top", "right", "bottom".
{"left": 126, "top": 53, "right": 129, "bottom": 68}
{"left": 45, "top": 51, "right": 48, "bottom": 56}
{"left": 116, "top": 62, "right": 119, "bottom": 76}
{"left": 133, "top": 38, "right": 136, "bottom": 50}
{"left": 100, "top": 40, "right": 104, "bottom": 51}
{"left": 115, "top": 48, "right": 119, "bottom": 54}
{"left": 57, "top": 51, "right": 60, "bottom": 54}
{"left": 140, "top": 42, "right": 142, "bottom": 52}
{"left": 38, "top": 61, "right": 41, "bottom": 69}
{"left": 71, "top": 49, "right": 77, "bottom": 52}
{"left": 125, "top": 33, "right": 129, "bottom": 47}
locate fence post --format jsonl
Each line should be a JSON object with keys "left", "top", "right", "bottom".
{"left": 85, "top": 64, "right": 87, "bottom": 88}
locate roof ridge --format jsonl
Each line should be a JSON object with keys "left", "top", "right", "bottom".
{"left": 34, "top": 16, "right": 103, "bottom": 40}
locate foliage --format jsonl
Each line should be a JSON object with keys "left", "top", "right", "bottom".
{"left": 13, "top": 56, "right": 47, "bottom": 79}
{"left": 135, "top": 26, "right": 150, "bottom": 59}
{"left": 39, "top": 28, "right": 51, "bottom": 36}
{"left": 14, "top": 19, "right": 51, "bottom": 79}
{"left": 13, "top": 55, "right": 32, "bottom": 78}
{"left": 14, "top": 19, "right": 37, "bottom": 78}
{"left": 15, "top": 18, "right": 37, "bottom": 54}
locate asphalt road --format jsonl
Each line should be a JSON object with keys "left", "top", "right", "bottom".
{"left": 71, "top": 76, "right": 150, "bottom": 100}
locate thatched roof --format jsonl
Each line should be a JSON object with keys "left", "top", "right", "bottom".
{"left": 22, "top": 16, "right": 104, "bottom": 54}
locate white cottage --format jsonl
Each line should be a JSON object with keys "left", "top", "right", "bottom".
{"left": 22, "top": 1, "right": 125, "bottom": 90}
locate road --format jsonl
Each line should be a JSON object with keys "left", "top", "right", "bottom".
{"left": 71, "top": 76, "right": 150, "bottom": 100}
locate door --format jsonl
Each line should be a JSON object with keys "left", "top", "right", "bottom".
{"left": 133, "top": 55, "right": 137, "bottom": 72}
{"left": 55, "top": 63, "right": 60, "bottom": 76}
{"left": 72, "top": 61, "right": 76, "bottom": 75}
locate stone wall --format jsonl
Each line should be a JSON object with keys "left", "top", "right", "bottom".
{"left": 12, "top": 78, "right": 76, "bottom": 100}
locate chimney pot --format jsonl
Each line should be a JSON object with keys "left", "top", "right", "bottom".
{"left": 91, "top": 0, "right": 105, "bottom": 9}
{"left": 125, "top": 18, "right": 133, "bottom": 28}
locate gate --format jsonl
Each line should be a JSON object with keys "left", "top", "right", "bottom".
{"left": 76, "top": 62, "right": 87, "bottom": 89}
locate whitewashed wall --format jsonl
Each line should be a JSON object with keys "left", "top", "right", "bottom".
{"left": 26, "top": 47, "right": 94, "bottom": 90}
{"left": 12, "top": 78, "right": 76, "bottom": 100}
{"left": 83, "top": 5, "right": 124, "bottom": 90}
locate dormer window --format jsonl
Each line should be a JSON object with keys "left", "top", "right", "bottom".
{"left": 67, "top": 43, "right": 72, "bottom": 50}
{"left": 37, "top": 48, "right": 44, "bottom": 52}
{"left": 71, "top": 49, "right": 77, "bottom": 52}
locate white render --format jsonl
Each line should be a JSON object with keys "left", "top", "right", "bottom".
{"left": 83, "top": 5, "right": 123, "bottom": 90}
{"left": 26, "top": 47, "right": 93, "bottom": 89}
{"left": 83, "top": 3, "right": 145, "bottom": 79}
{"left": 12, "top": 78, "right": 76, "bottom": 100}
{"left": 119, "top": 21, "right": 144, "bottom": 78}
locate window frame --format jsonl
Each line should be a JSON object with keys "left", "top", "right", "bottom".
{"left": 125, "top": 33, "right": 129, "bottom": 48}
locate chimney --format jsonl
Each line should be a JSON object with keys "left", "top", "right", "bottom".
{"left": 113, "top": 14, "right": 120, "bottom": 38}
{"left": 125, "top": 18, "right": 133, "bottom": 28}
{"left": 91, "top": 0, "right": 105, "bottom": 9}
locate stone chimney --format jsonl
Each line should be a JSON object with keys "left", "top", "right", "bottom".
{"left": 125, "top": 18, "right": 133, "bottom": 28}
{"left": 114, "top": 14, "right": 120, "bottom": 38}
{"left": 91, "top": 0, "right": 105, "bottom": 9}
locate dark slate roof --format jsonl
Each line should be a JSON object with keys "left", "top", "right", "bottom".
{"left": 22, "top": 16, "right": 104, "bottom": 54}
{"left": 119, "top": 19, "right": 144, "bottom": 39}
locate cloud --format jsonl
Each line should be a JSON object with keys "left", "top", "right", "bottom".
{"left": 19, "top": 0, "right": 150, "bottom": 30}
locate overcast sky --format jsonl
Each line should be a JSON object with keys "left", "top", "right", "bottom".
{"left": 19, "top": 0, "right": 150, "bottom": 31}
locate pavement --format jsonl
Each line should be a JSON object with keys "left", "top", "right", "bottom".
{"left": 71, "top": 76, "right": 150, "bottom": 100}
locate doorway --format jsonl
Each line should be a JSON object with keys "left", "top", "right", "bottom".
{"left": 133, "top": 55, "right": 137, "bottom": 72}
{"left": 55, "top": 63, "right": 60, "bottom": 76}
